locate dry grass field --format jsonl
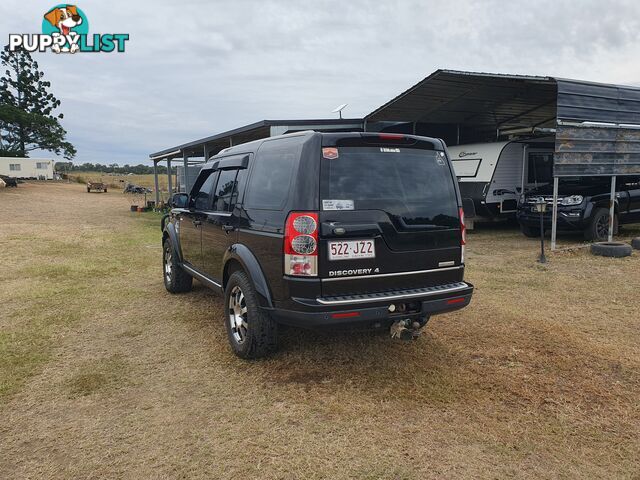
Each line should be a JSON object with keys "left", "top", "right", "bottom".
{"left": 1, "top": 182, "right": 639, "bottom": 479}
{"left": 68, "top": 171, "right": 172, "bottom": 195}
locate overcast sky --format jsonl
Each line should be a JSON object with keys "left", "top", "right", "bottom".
{"left": 3, "top": 0, "right": 640, "bottom": 165}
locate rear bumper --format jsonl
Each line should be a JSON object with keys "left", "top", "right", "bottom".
{"left": 269, "top": 282, "right": 473, "bottom": 328}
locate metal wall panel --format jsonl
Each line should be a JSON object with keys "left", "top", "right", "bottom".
{"left": 556, "top": 80, "right": 640, "bottom": 124}
{"left": 554, "top": 125, "right": 640, "bottom": 176}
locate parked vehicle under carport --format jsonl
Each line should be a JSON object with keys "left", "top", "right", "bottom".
{"left": 517, "top": 176, "right": 640, "bottom": 241}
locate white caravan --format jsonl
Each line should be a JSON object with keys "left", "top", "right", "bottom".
{"left": 447, "top": 138, "right": 554, "bottom": 226}
{"left": 0, "top": 157, "right": 55, "bottom": 180}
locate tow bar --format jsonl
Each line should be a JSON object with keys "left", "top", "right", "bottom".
{"left": 390, "top": 319, "right": 426, "bottom": 341}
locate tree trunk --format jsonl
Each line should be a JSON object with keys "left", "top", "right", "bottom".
{"left": 14, "top": 55, "right": 26, "bottom": 156}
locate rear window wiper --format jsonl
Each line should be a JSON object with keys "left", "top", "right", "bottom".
{"left": 396, "top": 217, "right": 450, "bottom": 230}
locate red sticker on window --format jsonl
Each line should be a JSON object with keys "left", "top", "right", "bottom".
{"left": 322, "top": 147, "right": 339, "bottom": 159}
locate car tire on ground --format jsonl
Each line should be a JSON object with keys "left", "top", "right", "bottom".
{"left": 162, "top": 238, "right": 192, "bottom": 293}
{"left": 584, "top": 208, "right": 618, "bottom": 241}
{"left": 590, "top": 242, "right": 632, "bottom": 258}
{"left": 631, "top": 237, "right": 640, "bottom": 250}
{"left": 520, "top": 224, "right": 540, "bottom": 238}
{"left": 224, "top": 270, "right": 278, "bottom": 359}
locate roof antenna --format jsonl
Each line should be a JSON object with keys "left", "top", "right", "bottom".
{"left": 332, "top": 103, "right": 348, "bottom": 119}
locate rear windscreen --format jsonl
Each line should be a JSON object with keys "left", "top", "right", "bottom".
{"left": 320, "top": 147, "right": 459, "bottom": 228}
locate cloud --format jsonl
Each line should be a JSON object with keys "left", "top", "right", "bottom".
{"left": 2, "top": 0, "right": 640, "bottom": 164}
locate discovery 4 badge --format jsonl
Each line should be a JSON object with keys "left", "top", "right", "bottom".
{"left": 328, "top": 268, "right": 380, "bottom": 277}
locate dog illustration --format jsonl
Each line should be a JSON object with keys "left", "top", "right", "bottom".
{"left": 43, "top": 5, "right": 83, "bottom": 53}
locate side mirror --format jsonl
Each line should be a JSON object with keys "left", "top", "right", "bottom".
{"left": 171, "top": 193, "right": 189, "bottom": 208}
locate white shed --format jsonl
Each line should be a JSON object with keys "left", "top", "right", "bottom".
{"left": 0, "top": 157, "right": 55, "bottom": 180}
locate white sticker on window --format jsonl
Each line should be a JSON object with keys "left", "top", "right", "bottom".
{"left": 322, "top": 199, "right": 354, "bottom": 211}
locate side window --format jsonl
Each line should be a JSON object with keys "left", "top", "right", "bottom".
{"left": 231, "top": 169, "right": 247, "bottom": 208}
{"left": 244, "top": 138, "right": 300, "bottom": 210}
{"left": 212, "top": 169, "right": 239, "bottom": 212}
{"left": 190, "top": 171, "right": 218, "bottom": 210}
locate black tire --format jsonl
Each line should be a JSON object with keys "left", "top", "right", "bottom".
{"left": 590, "top": 242, "right": 632, "bottom": 258}
{"left": 584, "top": 208, "right": 618, "bottom": 242}
{"left": 224, "top": 270, "right": 278, "bottom": 359}
{"left": 631, "top": 237, "right": 640, "bottom": 250}
{"left": 520, "top": 223, "right": 540, "bottom": 238}
{"left": 162, "top": 239, "right": 192, "bottom": 293}
{"left": 104, "top": 188, "right": 107, "bottom": 193}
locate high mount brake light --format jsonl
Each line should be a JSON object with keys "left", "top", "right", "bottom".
{"left": 459, "top": 207, "right": 466, "bottom": 263}
{"left": 378, "top": 133, "right": 405, "bottom": 140}
{"left": 284, "top": 212, "right": 318, "bottom": 276}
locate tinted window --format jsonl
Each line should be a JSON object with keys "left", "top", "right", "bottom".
{"left": 244, "top": 139, "right": 299, "bottom": 210}
{"left": 321, "top": 147, "right": 459, "bottom": 227}
{"left": 231, "top": 169, "right": 247, "bottom": 207}
{"left": 213, "top": 169, "right": 238, "bottom": 212}
{"left": 191, "top": 171, "right": 217, "bottom": 210}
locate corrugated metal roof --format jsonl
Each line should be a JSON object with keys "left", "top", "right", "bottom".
{"left": 556, "top": 79, "right": 640, "bottom": 124}
{"left": 366, "top": 69, "right": 558, "bottom": 130}
{"left": 366, "top": 69, "right": 640, "bottom": 129}
{"left": 149, "top": 119, "right": 362, "bottom": 160}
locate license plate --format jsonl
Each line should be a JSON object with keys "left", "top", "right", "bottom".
{"left": 328, "top": 240, "right": 375, "bottom": 260}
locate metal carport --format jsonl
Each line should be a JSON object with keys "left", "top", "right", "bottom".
{"left": 148, "top": 118, "right": 362, "bottom": 204}
{"left": 365, "top": 69, "right": 640, "bottom": 247}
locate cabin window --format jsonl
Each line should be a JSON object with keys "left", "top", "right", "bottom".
{"left": 9, "top": 164, "right": 21, "bottom": 171}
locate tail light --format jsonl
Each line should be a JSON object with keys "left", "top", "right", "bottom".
{"left": 459, "top": 207, "right": 466, "bottom": 263}
{"left": 284, "top": 212, "right": 318, "bottom": 276}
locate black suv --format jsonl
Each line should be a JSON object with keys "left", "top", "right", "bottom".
{"left": 162, "top": 132, "right": 473, "bottom": 358}
{"left": 517, "top": 177, "right": 640, "bottom": 241}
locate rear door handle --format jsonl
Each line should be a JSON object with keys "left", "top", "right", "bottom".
{"left": 193, "top": 220, "right": 202, "bottom": 226}
{"left": 222, "top": 224, "right": 235, "bottom": 233}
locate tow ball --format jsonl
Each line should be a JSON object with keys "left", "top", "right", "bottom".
{"left": 390, "top": 319, "right": 425, "bottom": 341}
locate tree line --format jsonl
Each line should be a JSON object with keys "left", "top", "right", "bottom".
{"left": 55, "top": 162, "right": 176, "bottom": 175}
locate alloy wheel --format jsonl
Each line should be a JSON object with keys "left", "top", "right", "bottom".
{"left": 596, "top": 214, "right": 610, "bottom": 240}
{"left": 228, "top": 285, "right": 248, "bottom": 344}
{"left": 164, "top": 247, "right": 172, "bottom": 283}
